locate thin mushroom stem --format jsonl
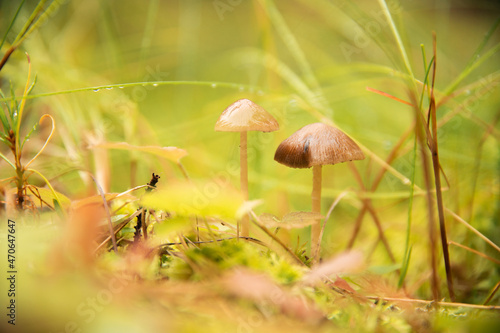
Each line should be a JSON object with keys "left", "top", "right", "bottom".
{"left": 311, "top": 165, "right": 322, "bottom": 262}
{"left": 240, "top": 131, "right": 249, "bottom": 237}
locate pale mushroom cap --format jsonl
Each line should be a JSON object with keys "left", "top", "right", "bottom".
{"left": 215, "top": 99, "right": 279, "bottom": 132}
{"left": 274, "top": 123, "right": 365, "bottom": 169}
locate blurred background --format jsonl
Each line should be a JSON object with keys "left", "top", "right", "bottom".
{"left": 0, "top": 0, "right": 499, "bottom": 331}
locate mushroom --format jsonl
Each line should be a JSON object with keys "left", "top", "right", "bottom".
{"left": 274, "top": 123, "right": 365, "bottom": 262}
{"left": 215, "top": 99, "right": 279, "bottom": 237}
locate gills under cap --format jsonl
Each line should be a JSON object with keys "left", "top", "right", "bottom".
{"left": 215, "top": 99, "right": 279, "bottom": 133}
{"left": 274, "top": 123, "right": 365, "bottom": 169}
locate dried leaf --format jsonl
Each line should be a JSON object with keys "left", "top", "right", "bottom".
{"left": 303, "top": 251, "right": 364, "bottom": 285}
{"left": 332, "top": 277, "right": 356, "bottom": 293}
{"left": 259, "top": 211, "right": 323, "bottom": 229}
{"left": 93, "top": 142, "right": 187, "bottom": 163}
{"left": 258, "top": 213, "right": 281, "bottom": 227}
{"left": 72, "top": 193, "right": 136, "bottom": 210}
{"left": 24, "top": 186, "right": 71, "bottom": 209}
{"left": 282, "top": 211, "right": 324, "bottom": 228}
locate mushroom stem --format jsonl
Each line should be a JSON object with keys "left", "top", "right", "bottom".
{"left": 240, "top": 131, "right": 249, "bottom": 237}
{"left": 311, "top": 165, "right": 322, "bottom": 262}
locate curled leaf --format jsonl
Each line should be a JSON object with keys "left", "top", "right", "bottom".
{"left": 25, "top": 114, "right": 56, "bottom": 168}
{"left": 19, "top": 186, "right": 71, "bottom": 209}
{"left": 93, "top": 142, "right": 187, "bottom": 163}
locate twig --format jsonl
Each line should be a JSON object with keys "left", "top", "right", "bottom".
{"left": 347, "top": 123, "right": 415, "bottom": 249}
{"left": 157, "top": 236, "right": 265, "bottom": 248}
{"left": 135, "top": 173, "right": 160, "bottom": 242}
{"left": 448, "top": 241, "right": 500, "bottom": 265}
{"left": 348, "top": 164, "right": 396, "bottom": 263}
{"left": 483, "top": 281, "right": 500, "bottom": 305}
{"left": 90, "top": 174, "right": 117, "bottom": 252}
{"left": 365, "top": 296, "right": 500, "bottom": 310}
{"left": 428, "top": 32, "right": 455, "bottom": 301}
{"left": 446, "top": 208, "right": 500, "bottom": 253}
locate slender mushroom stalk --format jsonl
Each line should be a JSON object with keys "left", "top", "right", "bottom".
{"left": 311, "top": 165, "right": 322, "bottom": 253}
{"left": 215, "top": 99, "right": 279, "bottom": 237}
{"left": 240, "top": 131, "right": 249, "bottom": 235}
{"left": 274, "top": 123, "right": 365, "bottom": 263}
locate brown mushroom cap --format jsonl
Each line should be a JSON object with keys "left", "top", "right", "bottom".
{"left": 274, "top": 123, "right": 365, "bottom": 168}
{"left": 215, "top": 99, "right": 279, "bottom": 132}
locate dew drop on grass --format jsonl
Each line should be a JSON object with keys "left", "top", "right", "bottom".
{"left": 118, "top": 86, "right": 124, "bottom": 89}
{"left": 106, "top": 87, "right": 113, "bottom": 90}
{"left": 153, "top": 83, "right": 158, "bottom": 87}
{"left": 93, "top": 89, "right": 100, "bottom": 92}
{"left": 211, "top": 83, "right": 217, "bottom": 88}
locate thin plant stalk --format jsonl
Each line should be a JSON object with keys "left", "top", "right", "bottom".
{"left": 399, "top": 44, "right": 433, "bottom": 289}
{"left": 347, "top": 122, "right": 415, "bottom": 249}
{"left": 90, "top": 174, "right": 117, "bottom": 253}
{"left": 428, "top": 34, "right": 455, "bottom": 301}
{"left": 448, "top": 241, "right": 500, "bottom": 265}
{"left": 365, "top": 296, "right": 500, "bottom": 310}
{"left": 311, "top": 165, "right": 322, "bottom": 262}
{"left": 483, "top": 281, "right": 500, "bottom": 306}
{"left": 411, "top": 93, "right": 440, "bottom": 301}
{"left": 348, "top": 163, "right": 396, "bottom": 264}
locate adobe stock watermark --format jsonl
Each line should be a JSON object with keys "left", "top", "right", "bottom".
{"left": 213, "top": 0, "right": 244, "bottom": 21}
{"left": 52, "top": 276, "right": 130, "bottom": 333}
{"left": 339, "top": 0, "right": 403, "bottom": 63}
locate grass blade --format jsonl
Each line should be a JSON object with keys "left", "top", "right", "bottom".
{"left": 0, "top": 0, "right": 27, "bottom": 50}
{"left": 376, "top": 0, "right": 416, "bottom": 92}
{"left": 444, "top": 18, "right": 500, "bottom": 94}
{"left": 0, "top": 151, "right": 15, "bottom": 169}
{"left": 258, "top": 0, "right": 331, "bottom": 116}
